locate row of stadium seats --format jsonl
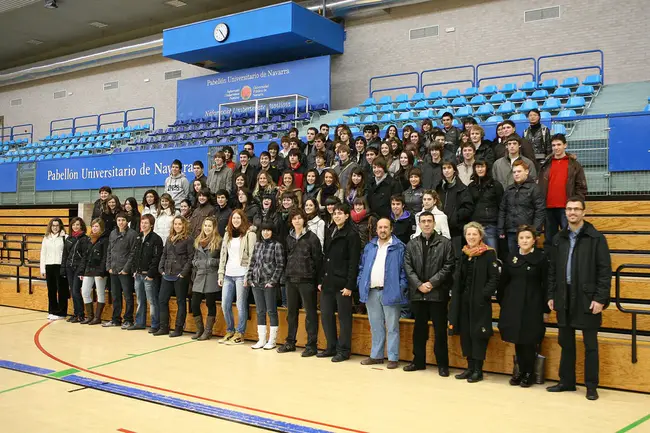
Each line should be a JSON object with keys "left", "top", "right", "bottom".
{"left": 42, "top": 124, "right": 150, "bottom": 141}
{"left": 27, "top": 133, "right": 132, "bottom": 148}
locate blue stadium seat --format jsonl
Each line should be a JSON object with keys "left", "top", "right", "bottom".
{"left": 450, "top": 96, "right": 467, "bottom": 107}
{"left": 540, "top": 111, "right": 552, "bottom": 119}
{"left": 509, "top": 113, "right": 526, "bottom": 121}
{"left": 496, "top": 102, "right": 515, "bottom": 115}
{"left": 479, "top": 85, "right": 498, "bottom": 96}
{"left": 462, "top": 87, "right": 478, "bottom": 97}
{"left": 328, "top": 118, "right": 344, "bottom": 127}
{"left": 552, "top": 124, "right": 567, "bottom": 134}
{"left": 416, "top": 110, "right": 434, "bottom": 121}
{"left": 469, "top": 95, "right": 487, "bottom": 106}
{"left": 432, "top": 99, "right": 449, "bottom": 109}
{"left": 427, "top": 91, "right": 443, "bottom": 100}
{"left": 520, "top": 100, "right": 539, "bottom": 112}
{"left": 488, "top": 93, "right": 506, "bottom": 104}
{"left": 499, "top": 83, "right": 517, "bottom": 95}
{"left": 81, "top": 151, "right": 90, "bottom": 156}
{"left": 560, "top": 76, "right": 580, "bottom": 89}
{"left": 362, "top": 106, "right": 377, "bottom": 114}
{"left": 530, "top": 90, "right": 549, "bottom": 100}
{"left": 565, "top": 96, "right": 586, "bottom": 110}
{"left": 62, "top": 152, "right": 71, "bottom": 158}
{"left": 509, "top": 91, "right": 527, "bottom": 103}
{"left": 53, "top": 153, "right": 62, "bottom": 159}
{"left": 413, "top": 101, "right": 428, "bottom": 110}
{"left": 379, "top": 113, "right": 396, "bottom": 123}
{"left": 36, "top": 155, "right": 44, "bottom": 161}
{"left": 475, "top": 103, "right": 495, "bottom": 117}
{"left": 540, "top": 79, "right": 558, "bottom": 91}
{"left": 71, "top": 151, "right": 80, "bottom": 157}
{"left": 444, "top": 89, "right": 461, "bottom": 99}
{"left": 396, "top": 112, "right": 410, "bottom": 123}
{"left": 395, "top": 103, "right": 410, "bottom": 112}
{"left": 394, "top": 94, "right": 409, "bottom": 104}
{"left": 44, "top": 154, "right": 53, "bottom": 160}
{"left": 377, "top": 96, "right": 392, "bottom": 105}
{"left": 541, "top": 97, "right": 562, "bottom": 112}
{"left": 644, "top": 105, "right": 650, "bottom": 112}
{"left": 360, "top": 98, "right": 376, "bottom": 107}
{"left": 410, "top": 92, "right": 425, "bottom": 102}
{"left": 361, "top": 115, "right": 378, "bottom": 125}
{"left": 575, "top": 85, "right": 595, "bottom": 97}
{"left": 583, "top": 74, "right": 602, "bottom": 87}
{"left": 557, "top": 109, "right": 577, "bottom": 118}
{"left": 520, "top": 81, "right": 537, "bottom": 93}
{"left": 551, "top": 87, "right": 571, "bottom": 99}
{"left": 455, "top": 106, "right": 473, "bottom": 117}
{"left": 378, "top": 104, "right": 394, "bottom": 113}
{"left": 407, "top": 112, "right": 420, "bottom": 122}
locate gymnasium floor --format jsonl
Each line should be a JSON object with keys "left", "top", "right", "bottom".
{"left": 0, "top": 306, "right": 648, "bottom": 433}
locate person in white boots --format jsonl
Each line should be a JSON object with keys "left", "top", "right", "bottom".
{"left": 246, "top": 222, "right": 285, "bottom": 350}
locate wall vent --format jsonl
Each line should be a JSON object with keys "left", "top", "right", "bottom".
{"left": 10, "top": 98, "right": 22, "bottom": 107}
{"left": 165, "top": 70, "right": 182, "bottom": 80}
{"left": 525, "top": 6, "right": 560, "bottom": 22}
{"left": 103, "top": 81, "right": 119, "bottom": 91}
{"left": 53, "top": 90, "right": 66, "bottom": 100}
{"left": 409, "top": 25, "right": 439, "bottom": 40}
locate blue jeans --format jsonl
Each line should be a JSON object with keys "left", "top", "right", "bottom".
{"left": 545, "top": 208, "right": 567, "bottom": 250}
{"left": 366, "top": 289, "right": 401, "bottom": 362}
{"left": 483, "top": 224, "right": 498, "bottom": 253}
{"left": 222, "top": 275, "right": 249, "bottom": 333}
{"left": 134, "top": 274, "right": 159, "bottom": 329}
{"left": 506, "top": 232, "right": 518, "bottom": 255}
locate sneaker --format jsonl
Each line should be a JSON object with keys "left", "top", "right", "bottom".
{"left": 50, "top": 315, "right": 65, "bottom": 321}
{"left": 102, "top": 320, "right": 120, "bottom": 328}
{"left": 227, "top": 332, "right": 244, "bottom": 345}
{"left": 127, "top": 324, "right": 146, "bottom": 331}
{"left": 47, "top": 314, "right": 54, "bottom": 320}
{"left": 219, "top": 331, "right": 235, "bottom": 344}
{"left": 121, "top": 322, "right": 133, "bottom": 330}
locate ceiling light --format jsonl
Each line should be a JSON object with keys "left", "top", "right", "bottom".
{"left": 89, "top": 21, "right": 108, "bottom": 28}
{"left": 44, "top": 0, "right": 57, "bottom": 9}
{"left": 165, "top": 0, "right": 187, "bottom": 7}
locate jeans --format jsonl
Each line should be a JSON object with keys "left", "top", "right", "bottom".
{"left": 506, "top": 232, "right": 518, "bottom": 255}
{"left": 66, "top": 266, "right": 83, "bottom": 317}
{"left": 366, "top": 288, "right": 401, "bottom": 362}
{"left": 134, "top": 274, "right": 160, "bottom": 329}
{"left": 81, "top": 276, "right": 106, "bottom": 303}
{"left": 545, "top": 208, "right": 568, "bottom": 250}
{"left": 285, "top": 281, "right": 318, "bottom": 349}
{"left": 483, "top": 224, "right": 498, "bottom": 253}
{"left": 320, "top": 287, "right": 353, "bottom": 357}
{"left": 222, "top": 275, "right": 249, "bottom": 333}
{"left": 281, "top": 286, "right": 287, "bottom": 307}
{"left": 558, "top": 326, "right": 599, "bottom": 389}
{"left": 110, "top": 273, "right": 135, "bottom": 324}
{"left": 252, "top": 286, "right": 279, "bottom": 326}
{"left": 159, "top": 277, "right": 189, "bottom": 331}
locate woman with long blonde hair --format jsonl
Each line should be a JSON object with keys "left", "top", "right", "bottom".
{"left": 191, "top": 217, "right": 222, "bottom": 341}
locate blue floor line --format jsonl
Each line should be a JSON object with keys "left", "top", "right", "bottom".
{"left": 0, "top": 359, "right": 332, "bottom": 433}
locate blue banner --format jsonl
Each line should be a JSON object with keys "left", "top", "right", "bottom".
{"left": 176, "top": 56, "right": 330, "bottom": 120}
{"left": 35, "top": 147, "right": 209, "bottom": 191}
{"left": 0, "top": 162, "right": 18, "bottom": 193}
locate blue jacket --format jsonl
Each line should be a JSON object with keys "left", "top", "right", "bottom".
{"left": 357, "top": 235, "right": 409, "bottom": 306}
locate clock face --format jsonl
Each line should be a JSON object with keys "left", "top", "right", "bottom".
{"left": 214, "top": 23, "right": 229, "bottom": 43}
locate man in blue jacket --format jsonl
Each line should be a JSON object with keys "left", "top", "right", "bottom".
{"left": 357, "top": 217, "right": 409, "bottom": 370}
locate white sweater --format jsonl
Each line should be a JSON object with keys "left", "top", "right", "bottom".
{"left": 307, "top": 216, "right": 325, "bottom": 249}
{"left": 412, "top": 206, "right": 451, "bottom": 240}
{"left": 154, "top": 208, "right": 179, "bottom": 245}
{"left": 40, "top": 233, "right": 66, "bottom": 274}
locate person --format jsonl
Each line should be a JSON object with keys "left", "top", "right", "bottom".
{"left": 354, "top": 135, "right": 368, "bottom": 167}
{"left": 420, "top": 144, "right": 444, "bottom": 191}
{"left": 539, "top": 133, "right": 587, "bottom": 250}
{"left": 128, "top": 214, "right": 163, "bottom": 333}
{"left": 393, "top": 151, "right": 415, "bottom": 191}
{"left": 165, "top": 159, "right": 190, "bottom": 207}
{"left": 188, "top": 187, "right": 214, "bottom": 240}
{"left": 101, "top": 194, "right": 121, "bottom": 234}
{"left": 154, "top": 193, "right": 178, "bottom": 245}
{"left": 333, "top": 145, "right": 358, "bottom": 189}
{"left": 345, "top": 167, "right": 366, "bottom": 207}
{"left": 254, "top": 170, "right": 278, "bottom": 203}
{"left": 277, "top": 209, "right": 323, "bottom": 356}
{"left": 458, "top": 142, "right": 476, "bottom": 186}
{"left": 403, "top": 167, "right": 425, "bottom": 213}
{"left": 92, "top": 186, "right": 112, "bottom": 220}
{"left": 351, "top": 198, "right": 377, "bottom": 250}
{"left": 318, "top": 203, "right": 361, "bottom": 362}
{"left": 307, "top": 135, "right": 335, "bottom": 169}
{"left": 244, "top": 142, "right": 260, "bottom": 168}
{"left": 252, "top": 194, "right": 280, "bottom": 238}
{"left": 123, "top": 197, "right": 141, "bottom": 232}
{"left": 498, "top": 160, "right": 545, "bottom": 254}
{"left": 279, "top": 136, "right": 291, "bottom": 159}
{"left": 500, "top": 121, "right": 537, "bottom": 167}
{"left": 449, "top": 222, "right": 500, "bottom": 383}
{"left": 469, "top": 125, "right": 495, "bottom": 167}
{"left": 207, "top": 151, "right": 233, "bottom": 195}
{"left": 413, "top": 190, "right": 450, "bottom": 240}
{"left": 218, "top": 209, "right": 257, "bottom": 345}
{"left": 389, "top": 194, "right": 415, "bottom": 245}
{"left": 79, "top": 218, "right": 109, "bottom": 325}
{"left": 403, "top": 211, "right": 455, "bottom": 375}
{"left": 103, "top": 212, "right": 137, "bottom": 329}
{"left": 304, "top": 198, "right": 325, "bottom": 248}
{"left": 41, "top": 218, "right": 68, "bottom": 321}
{"left": 223, "top": 146, "right": 236, "bottom": 170}
{"left": 141, "top": 189, "right": 160, "bottom": 219}
{"left": 62, "top": 217, "right": 89, "bottom": 323}
{"left": 268, "top": 142, "right": 287, "bottom": 174}
{"left": 179, "top": 199, "right": 193, "bottom": 220}
{"left": 286, "top": 148, "right": 307, "bottom": 191}
{"left": 367, "top": 157, "right": 403, "bottom": 219}
{"left": 381, "top": 141, "right": 399, "bottom": 176}
{"left": 304, "top": 127, "right": 318, "bottom": 158}
{"left": 258, "top": 151, "right": 280, "bottom": 184}
{"left": 441, "top": 112, "right": 462, "bottom": 159}
{"left": 233, "top": 150, "right": 258, "bottom": 191}
{"left": 498, "top": 225, "right": 548, "bottom": 388}
{"left": 492, "top": 135, "right": 538, "bottom": 188}
{"left": 191, "top": 160, "right": 207, "bottom": 184}
{"left": 278, "top": 170, "right": 303, "bottom": 207}
{"left": 303, "top": 168, "right": 321, "bottom": 202}
{"left": 546, "top": 197, "right": 611, "bottom": 401}
{"left": 316, "top": 169, "right": 344, "bottom": 211}
{"left": 468, "top": 161, "right": 504, "bottom": 251}
{"left": 191, "top": 217, "right": 222, "bottom": 341}
{"left": 364, "top": 146, "right": 379, "bottom": 178}
{"left": 320, "top": 123, "right": 331, "bottom": 144}
{"left": 523, "top": 109, "right": 552, "bottom": 165}
{"left": 156, "top": 216, "right": 194, "bottom": 337}
{"left": 189, "top": 178, "right": 207, "bottom": 208}
{"left": 437, "top": 161, "right": 474, "bottom": 257}
{"left": 237, "top": 187, "right": 260, "bottom": 228}
{"left": 493, "top": 122, "right": 506, "bottom": 159}
{"left": 246, "top": 221, "right": 285, "bottom": 350}
{"left": 314, "top": 151, "right": 329, "bottom": 177}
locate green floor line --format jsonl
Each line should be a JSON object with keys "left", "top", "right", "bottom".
{"left": 0, "top": 378, "right": 48, "bottom": 394}
{"left": 618, "top": 413, "right": 650, "bottom": 433}
{"left": 48, "top": 368, "right": 80, "bottom": 378}
{"left": 87, "top": 340, "right": 195, "bottom": 370}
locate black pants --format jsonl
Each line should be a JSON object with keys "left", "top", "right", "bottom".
{"left": 460, "top": 300, "right": 489, "bottom": 360}
{"left": 411, "top": 301, "right": 449, "bottom": 368}
{"left": 285, "top": 281, "right": 318, "bottom": 349}
{"left": 46, "top": 264, "right": 68, "bottom": 316}
{"left": 191, "top": 292, "right": 218, "bottom": 317}
{"left": 515, "top": 344, "right": 537, "bottom": 374}
{"left": 110, "top": 273, "right": 135, "bottom": 324}
{"left": 558, "top": 326, "right": 599, "bottom": 389}
{"left": 320, "top": 288, "right": 353, "bottom": 357}
{"left": 65, "top": 266, "right": 83, "bottom": 317}
{"left": 159, "top": 278, "right": 189, "bottom": 330}
{"left": 252, "top": 286, "right": 279, "bottom": 326}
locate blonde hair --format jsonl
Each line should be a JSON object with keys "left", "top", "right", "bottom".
{"left": 194, "top": 216, "right": 222, "bottom": 252}
{"left": 463, "top": 221, "right": 485, "bottom": 239}
{"left": 169, "top": 216, "right": 190, "bottom": 244}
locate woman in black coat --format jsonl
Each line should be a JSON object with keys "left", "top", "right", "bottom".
{"left": 436, "top": 161, "right": 474, "bottom": 258}
{"left": 468, "top": 160, "right": 503, "bottom": 252}
{"left": 449, "top": 221, "right": 500, "bottom": 383}
{"left": 498, "top": 225, "right": 548, "bottom": 387}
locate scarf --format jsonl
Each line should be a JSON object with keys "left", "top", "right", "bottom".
{"left": 462, "top": 242, "right": 491, "bottom": 257}
{"left": 89, "top": 232, "right": 102, "bottom": 244}
{"left": 71, "top": 230, "right": 84, "bottom": 238}
{"left": 231, "top": 228, "right": 241, "bottom": 238}
{"left": 306, "top": 210, "right": 319, "bottom": 221}
{"left": 200, "top": 238, "right": 210, "bottom": 248}
{"left": 351, "top": 209, "right": 366, "bottom": 224}
{"left": 306, "top": 184, "right": 316, "bottom": 193}
{"left": 347, "top": 188, "right": 357, "bottom": 204}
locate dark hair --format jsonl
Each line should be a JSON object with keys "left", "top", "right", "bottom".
{"left": 319, "top": 123, "right": 329, "bottom": 130}
{"left": 260, "top": 221, "right": 277, "bottom": 233}
{"left": 516, "top": 224, "right": 538, "bottom": 238}
{"left": 305, "top": 168, "right": 320, "bottom": 186}
{"left": 333, "top": 202, "right": 351, "bottom": 216}
{"left": 307, "top": 127, "right": 318, "bottom": 135}
{"left": 239, "top": 149, "right": 250, "bottom": 158}
{"left": 551, "top": 133, "right": 567, "bottom": 144}
{"left": 461, "top": 142, "right": 476, "bottom": 151}
{"left": 433, "top": 131, "right": 446, "bottom": 140}
{"left": 99, "top": 186, "right": 112, "bottom": 194}
{"left": 141, "top": 214, "right": 155, "bottom": 226}
{"left": 418, "top": 210, "right": 434, "bottom": 222}
{"left": 505, "top": 134, "right": 521, "bottom": 145}
{"left": 124, "top": 197, "right": 140, "bottom": 217}
{"left": 116, "top": 212, "right": 128, "bottom": 221}
{"left": 267, "top": 142, "right": 279, "bottom": 152}
{"left": 215, "top": 189, "right": 230, "bottom": 200}
{"left": 68, "top": 217, "right": 86, "bottom": 233}
{"left": 233, "top": 173, "right": 248, "bottom": 189}
{"left": 566, "top": 196, "right": 586, "bottom": 210}
{"left": 259, "top": 151, "right": 270, "bottom": 160}
{"left": 363, "top": 125, "right": 373, "bottom": 133}
{"left": 244, "top": 141, "right": 255, "bottom": 150}
{"left": 502, "top": 120, "right": 516, "bottom": 128}
{"left": 441, "top": 111, "right": 454, "bottom": 119}
{"left": 197, "top": 187, "right": 212, "bottom": 199}
{"left": 180, "top": 198, "right": 192, "bottom": 210}
{"left": 366, "top": 146, "right": 379, "bottom": 156}
{"left": 193, "top": 160, "right": 204, "bottom": 169}
{"left": 222, "top": 146, "right": 234, "bottom": 158}
{"left": 408, "top": 167, "right": 422, "bottom": 182}
{"left": 289, "top": 127, "right": 299, "bottom": 135}
{"left": 372, "top": 156, "right": 388, "bottom": 173}
{"left": 441, "top": 160, "right": 458, "bottom": 175}
{"left": 171, "top": 159, "right": 182, "bottom": 169}
{"left": 288, "top": 208, "right": 307, "bottom": 225}
{"left": 470, "top": 160, "right": 493, "bottom": 184}
{"left": 390, "top": 194, "right": 405, "bottom": 206}
{"left": 314, "top": 133, "right": 326, "bottom": 143}
{"left": 288, "top": 148, "right": 301, "bottom": 157}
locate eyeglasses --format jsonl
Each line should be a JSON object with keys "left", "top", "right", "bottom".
{"left": 565, "top": 207, "right": 584, "bottom": 212}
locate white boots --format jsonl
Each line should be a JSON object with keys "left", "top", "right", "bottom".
{"left": 251, "top": 325, "right": 267, "bottom": 349}
{"left": 264, "top": 326, "right": 278, "bottom": 350}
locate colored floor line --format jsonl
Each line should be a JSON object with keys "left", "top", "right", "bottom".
{"left": 618, "top": 413, "right": 650, "bottom": 433}
{"left": 0, "top": 378, "right": 48, "bottom": 394}
{"left": 34, "top": 322, "right": 367, "bottom": 433}
{"left": 0, "top": 360, "right": 330, "bottom": 433}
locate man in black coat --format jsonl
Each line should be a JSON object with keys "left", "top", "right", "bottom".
{"left": 547, "top": 196, "right": 611, "bottom": 401}
{"left": 436, "top": 161, "right": 474, "bottom": 258}
{"left": 318, "top": 203, "right": 361, "bottom": 362}
{"left": 367, "top": 157, "right": 403, "bottom": 219}
{"left": 403, "top": 211, "right": 455, "bottom": 375}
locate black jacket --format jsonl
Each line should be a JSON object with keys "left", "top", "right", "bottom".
{"left": 420, "top": 160, "right": 443, "bottom": 191}
{"left": 159, "top": 237, "right": 195, "bottom": 278}
{"left": 367, "top": 175, "right": 402, "bottom": 219}
{"left": 403, "top": 186, "right": 424, "bottom": 213}
{"left": 524, "top": 123, "right": 552, "bottom": 160}
{"left": 233, "top": 164, "right": 259, "bottom": 190}
{"left": 436, "top": 178, "right": 474, "bottom": 237}
{"left": 62, "top": 233, "right": 90, "bottom": 276}
{"left": 91, "top": 199, "right": 103, "bottom": 220}
{"left": 106, "top": 227, "right": 138, "bottom": 274}
{"left": 252, "top": 209, "right": 281, "bottom": 241}
{"left": 391, "top": 211, "right": 415, "bottom": 246}
{"left": 475, "top": 141, "right": 496, "bottom": 168}
{"left": 284, "top": 229, "right": 323, "bottom": 283}
{"left": 404, "top": 233, "right": 455, "bottom": 302}
{"left": 547, "top": 221, "right": 611, "bottom": 330}
{"left": 498, "top": 248, "right": 549, "bottom": 345}
{"left": 498, "top": 177, "right": 545, "bottom": 234}
{"left": 469, "top": 176, "right": 504, "bottom": 225}
{"left": 81, "top": 232, "right": 109, "bottom": 277}
{"left": 132, "top": 230, "right": 164, "bottom": 278}
{"left": 320, "top": 221, "right": 361, "bottom": 292}
{"left": 242, "top": 202, "right": 261, "bottom": 228}
{"left": 214, "top": 205, "right": 232, "bottom": 238}
{"left": 352, "top": 212, "right": 377, "bottom": 251}
{"left": 128, "top": 214, "right": 141, "bottom": 232}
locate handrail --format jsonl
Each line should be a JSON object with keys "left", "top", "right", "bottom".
{"left": 615, "top": 264, "right": 650, "bottom": 363}
{"left": 476, "top": 57, "right": 537, "bottom": 87}
{"left": 538, "top": 49, "right": 604, "bottom": 83}
{"left": 420, "top": 64, "right": 476, "bottom": 93}
{"left": 368, "top": 72, "right": 420, "bottom": 98}
{"left": 49, "top": 107, "right": 157, "bottom": 136}
{"left": 125, "top": 107, "right": 155, "bottom": 130}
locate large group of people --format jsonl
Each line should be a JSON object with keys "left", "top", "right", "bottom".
{"left": 38, "top": 110, "right": 611, "bottom": 401}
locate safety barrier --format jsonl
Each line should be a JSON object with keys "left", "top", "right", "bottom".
{"left": 420, "top": 65, "right": 475, "bottom": 94}
{"left": 538, "top": 49, "right": 604, "bottom": 82}
{"left": 368, "top": 72, "right": 420, "bottom": 98}
{"left": 49, "top": 107, "right": 155, "bottom": 136}
{"left": 1, "top": 124, "right": 34, "bottom": 144}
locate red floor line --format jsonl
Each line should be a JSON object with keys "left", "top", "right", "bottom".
{"left": 34, "top": 322, "right": 367, "bottom": 433}
{"left": 117, "top": 429, "right": 136, "bottom": 433}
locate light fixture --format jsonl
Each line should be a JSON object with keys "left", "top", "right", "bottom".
{"left": 44, "top": 0, "right": 57, "bottom": 9}
{"left": 165, "top": 0, "right": 187, "bottom": 7}
{"left": 89, "top": 21, "right": 109, "bottom": 28}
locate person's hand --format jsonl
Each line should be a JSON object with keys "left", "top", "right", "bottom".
{"left": 243, "top": 279, "right": 248, "bottom": 287}
{"left": 78, "top": 276, "right": 84, "bottom": 281}
{"left": 218, "top": 278, "right": 224, "bottom": 287}
{"left": 590, "top": 300, "right": 604, "bottom": 314}
{"left": 265, "top": 283, "right": 273, "bottom": 288}
{"left": 108, "top": 269, "right": 113, "bottom": 274}
{"left": 161, "top": 272, "right": 165, "bottom": 276}
{"left": 499, "top": 234, "right": 506, "bottom": 239}
{"left": 341, "top": 288, "right": 352, "bottom": 297}
{"left": 548, "top": 299, "right": 554, "bottom": 311}
{"left": 119, "top": 271, "right": 127, "bottom": 275}
{"left": 179, "top": 274, "right": 184, "bottom": 279}
{"left": 145, "top": 276, "right": 153, "bottom": 281}
{"left": 418, "top": 283, "right": 431, "bottom": 293}
{"left": 318, "top": 284, "right": 322, "bottom": 292}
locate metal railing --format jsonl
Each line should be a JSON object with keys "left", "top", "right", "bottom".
{"left": 420, "top": 65, "right": 475, "bottom": 94}
{"left": 538, "top": 49, "right": 604, "bottom": 82}
{"left": 49, "top": 107, "right": 155, "bottom": 136}
{"left": 368, "top": 72, "right": 420, "bottom": 98}
{"left": 476, "top": 57, "right": 537, "bottom": 88}
{"left": 615, "top": 264, "right": 650, "bottom": 363}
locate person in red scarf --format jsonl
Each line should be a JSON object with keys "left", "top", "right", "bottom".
{"left": 449, "top": 221, "right": 501, "bottom": 383}
{"left": 287, "top": 149, "right": 306, "bottom": 191}
{"left": 62, "top": 217, "right": 90, "bottom": 323}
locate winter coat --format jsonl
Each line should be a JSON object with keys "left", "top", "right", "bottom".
{"left": 333, "top": 160, "right": 358, "bottom": 191}
{"left": 523, "top": 123, "right": 552, "bottom": 161}
{"left": 106, "top": 227, "right": 138, "bottom": 274}
{"left": 316, "top": 186, "right": 344, "bottom": 211}
{"left": 492, "top": 155, "right": 538, "bottom": 188}
{"left": 62, "top": 233, "right": 90, "bottom": 276}
{"left": 353, "top": 212, "right": 378, "bottom": 250}
{"left": 101, "top": 211, "right": 117, "bottom": 235}
{"left": 252, "top": 209, "right": 281, "bottom": 241}
{"left": 284, "top": 229, "right": 323, "bottom": 283}
{"left": 233, "top": 164, "right": 259, "bottom": 191}
{"left": 403, "top": 186, "right": 424, "bottom": 213}
{"left": 189, "top": 202, "right": 216, "bottom": 239}
{"left": 413, "top": 207, "right": 451, "bottom": 240}
{"left": 159, "top": 236, "right": 195, "bottom": 278}
{"left": 242, "top": 202, "right": 261, "bottom": 229}
{"left": 207, "top": 164, "right": 233, "bottom": 195}
{"left": 307, "top": 215, "right": 326, "bottom": 248}
{"left": 246, "top": 238, "right": 285, "bottom": 288}
{"left": 538, "top": 153, "right": 588, "bottom": 204}
{"left": 320, "top": 221, "right": 361, "bottom": 292}
{"left": 475, "top": 141, "right": 496, "bottom": 167}
{"left": 165, "top": 172, "right": 190, "bottom": 207}
{"left": 367, "top": 175, "right": 403, "bottom": 219}
{"left": 391, "top": 211, "right": 415, "bottom": 246}
{"left": 443, "top": 126, "right": 462, "bottom": 157}
{"left": 303, "top": 184, "right": 322, "bottom": 203}
{"left": 357, "top": 235, "right": 409, "bottom": 306}
{"left": 498, "top": 177, "right": 545, "bottom": 234}
{"left": 469, "top": 177, "right": 504, "bottom": 226}
{"left": 154, "top": 208, "right": 178, "bottom": 245}
{"left": 547, "top": 221, "right": 611, "bottom": 330}
{"left": 132, "top": 230, "right": 164, "bottom": 278}
{"left": 91, "top": 199, "right": 104, "bottom": 220}
{"left": 40, "top": 233, "right": 65, "bottom": 274}
{"left": 218, "top": 229, "right": 257, "bottom": 280}
{"left": 307, "top": 149, "right": 335, "bottom": 169}
{"left": 142, "top": 205, "right": 158, "bottom": 219}
{"left": 81, "top": 232, "right": 109, "bottom": 277}
{"left": 498, "top": 248, "right": 549, "bottom": 344}
{"left": 128, "top": 214, "right": 141, "bottom": 233}
{"left": 449, "top": 249, "right": 500, "bottom": 339}
{"left": 191, "top": 243, "right": 221, "bottom": 294}
{"left": 436, "top": 178, "right": 474, "bottom": 237}
{"left": 404, "top": 232, "right": 455, "bottom": 302}
{"left": 214, "top": 205, "right": 232, "bottom": 238}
